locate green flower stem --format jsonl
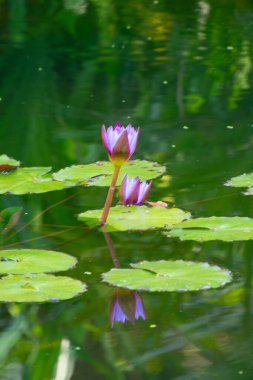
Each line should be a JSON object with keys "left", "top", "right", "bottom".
{"left": 100, "top": 165, "right": 121, "bottom": 225}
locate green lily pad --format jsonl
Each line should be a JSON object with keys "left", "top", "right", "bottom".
{"left": 0, "top": 274, "right": 86, "bottom": 302}
{"left": 0, "top": 155, "right": 20, "bottom": 167}
{"left": 165, "top": 217, "right": 253, "bottom": 241}
{"left": 0, "top": 167, "right": 66, "bottom": 194}
{"left": 102, "top": 260, "right": 232, "bottom": 292}
{"left": 78, "top": 205, "right": 191, "bottom": 231}
{"left": 225, "top": 173, "right": 253, "bottom": 188}
{"left": 53, "top": 160, "right": 166, "bottom": 187}
{"left": 0, "top": 249, "right": 77, "bottom": 274}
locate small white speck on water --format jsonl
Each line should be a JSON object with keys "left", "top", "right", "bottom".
{"left": 150, "top": 324, "right": 157, "bottom": 328}
{"left": 183, "top": 126, "right": 189, "bottom": 129}
{"left": 84, "top": 272, "right": 92, "bottom": 275}
{"left": 226, "top": 125, "right": 234, "bottom": 129}
{"left": 163, "top": 80, "right": 168, "bottom": 84}
{"left": 38, "top": 67, "right": 43, "bottom": 71}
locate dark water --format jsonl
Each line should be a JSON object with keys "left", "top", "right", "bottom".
{"left": 0, "top": 0, "right": 253, "bottom": 379}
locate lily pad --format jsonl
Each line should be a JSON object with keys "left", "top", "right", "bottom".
{"left": 165, "top": 217, "right": 253, "bottom": 242}
{"left": 78, "top": 205, "right": 191, "bottom": 231}
{"left": 0, "top": 155, "right": 20, "bottom": 167}
{"left": 53, "top": 160, "right": 166, "bottom": 187}
{"left": 0, "top": 249, "right": 77, "bottom": 274}
{"left": 0, "top": 274, "right": 86, "bottom": 302}
{"left": 102, "top": 260, "right": 232, "bottom": 292}
{"left": 225, "top": 173, "right": 253, "bottom": 188}
{"left": 0, "top": 167, "right": 66, "bottom": 194}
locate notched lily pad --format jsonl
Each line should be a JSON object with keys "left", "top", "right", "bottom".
{"left": 0, "top": 249, "right": 77, "bottom": 274}
{"left": 165, "top": 217, "right": 253, "bottom": 241}
{"left": 102, "top": 260, "right": 232, "bottom": 292}
{"left": 0, "top": 274, "right": 86, "bottom": 302}
{"left": 0, "top": 166, "right": 66, "bottom": 194}
{"left": 53, "top": 160, "right": 166, "bottom": 187}
{"left": 78, "top": 205, "right": 191, "bottom": 231}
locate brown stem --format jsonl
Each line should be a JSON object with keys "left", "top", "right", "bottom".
{"left": 100, "top": 165, "right": 121, "bottom": 225}
{"left": 102, "top": 227, "right": 120, "bottom": 268}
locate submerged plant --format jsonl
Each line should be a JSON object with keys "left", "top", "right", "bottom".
{"left": 100, "top": 122, "right": 140, "bottom": 225}
{"left": 118, "top": 174, "right": 152, "bottom": 205}
{"left": 110, "top": 289, "right": 146, "bottom": 327}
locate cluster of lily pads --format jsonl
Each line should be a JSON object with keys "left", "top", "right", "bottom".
{"left": 0, "top": 248, "right": 85, "bottom": 302}
{"left": 1, "top": 118, "right": 245, "bottom": 299}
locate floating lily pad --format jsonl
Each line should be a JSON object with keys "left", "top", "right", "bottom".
{"left": 225, "top": 173, "right": 253, "bottom": 188}
{"left": 165, "top": 217, "right": 253, "bottom": 242}
{"left": 53, "top": 160, "right": 166, "bottom": 187}
{"left": 0, "top": 167, "right": 66, "bottom": 194}
{"left": 78, "top": 205, "right": 191, "bottom": 231}
{"left": 0, "top": 155, "right": 20, "bottom": 167}
{"left": 0, "top": 249, "right": 77, "bottom": 274}
{"left": 102, "top": 260, "right": 232, "bottom": 292}
{"left": 0, "top": 274, "right": 86, "bottom": 302}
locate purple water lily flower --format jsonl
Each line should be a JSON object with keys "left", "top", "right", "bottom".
{"left": 110, "top": 289, "right": 146, "bottom": 327}
{"left": 102, "top": 122, "right": 140, "bottom": 166}
{"left": 118, "top": 174, "right": 152, "bottom": 205}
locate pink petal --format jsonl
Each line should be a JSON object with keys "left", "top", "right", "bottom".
{"left": 136, "top": 180, "right": 152, "bottom": 204}
{"left": 127, "top": 127, "right": 140, "bottom": 156}
{"left": 101, "top": 125, "right": 110, "bottom": 153}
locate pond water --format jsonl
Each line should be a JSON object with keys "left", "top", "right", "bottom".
{"left": 0, "top": 0, "right": 253, "bottom": 379}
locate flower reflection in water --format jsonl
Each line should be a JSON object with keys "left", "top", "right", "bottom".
{"left": 110, "top": 289, "right": 146, "bottom": 327}
{"left": 103, "top": 228, "right": 147, "bottom": 327}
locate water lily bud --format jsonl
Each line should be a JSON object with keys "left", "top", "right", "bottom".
{"left": 118, "top": 174, "right": 152, "bottom": 205}
{"left": 102, "top": 122, "right": 140, "bottom": 166}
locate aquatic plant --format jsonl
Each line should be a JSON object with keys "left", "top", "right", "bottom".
{"left": 100, "top": 122, "right": 140, "bottom": 225}
{"left": 118, "top": 174, "right": 152, "bottom": 205}
{"left": 101, "top": 122, "right": 139, "bottom": 166}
